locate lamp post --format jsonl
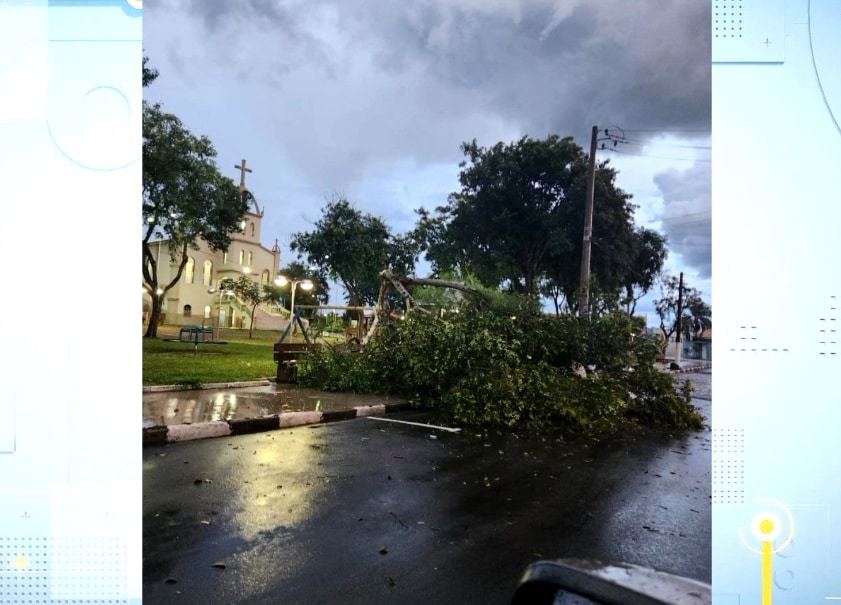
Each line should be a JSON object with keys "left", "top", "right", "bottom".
{"left": 207, "top": 284, "right": 234, "bottom": 341}
{"left": 143, "top": 285, "right": 165, "bottom": 326}
{"left": 274, "top": 276, "right": 314, "bottom": 335}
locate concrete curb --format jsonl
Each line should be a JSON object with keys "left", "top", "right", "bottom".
{"left": 143, "top": 379, "right": 273, "bottom": 393}
{"left": 143, "top": 402, "right": 414, "bottom": 447}
{"left": 670, "top": 364, "right": 712, "bottom": 374}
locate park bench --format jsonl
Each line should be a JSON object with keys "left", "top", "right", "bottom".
{"left": 273, "top": 342, "right": 322, "bottom": 383}
{"left": 179, "top": 325, "right": 214, "bottom": 342}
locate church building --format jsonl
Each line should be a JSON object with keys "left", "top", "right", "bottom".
{"left": 143, "top": 159, "right": 285, "bottom": 329}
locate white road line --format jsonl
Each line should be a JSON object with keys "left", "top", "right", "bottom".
{"left": 366, "top": 417, "right": 461, "bottom": 433}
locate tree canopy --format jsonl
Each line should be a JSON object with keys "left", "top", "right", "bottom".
{"left": 290, "top": 198, "right": 418, "bottom": 306}
{"left": 414, "top": 135, "right": 667, "bottom": 311}
{"left": 142, "top": 56, "right": 250, "bottom": 337}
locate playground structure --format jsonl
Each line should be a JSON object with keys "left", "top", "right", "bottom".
{"left": 273, "top": 269, "right": 482, "bottom": 381}
{"left": 278, "top": 305, "right": 378, "bottom": 346}
{"left": 276, "top": 268, "right": 482, "bottom": 347}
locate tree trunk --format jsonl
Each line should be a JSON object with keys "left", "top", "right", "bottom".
{"left": 144, "top": 294, "right": 163, "bottom": 338}
{"left": 249, "top": 303, "right": 257, "bottom": 339}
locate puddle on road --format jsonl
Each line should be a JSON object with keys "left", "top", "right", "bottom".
{"left": 142, "top": 385, "right": 405, "bottom": 427}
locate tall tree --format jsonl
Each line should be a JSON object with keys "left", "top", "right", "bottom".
{"left": 142, "top": 57, "right": 249, "bottom": 337}
{"left": 290, "top": 198, "right": 418, "bottom": 306}
{"left": 621, "top": 228, "right": 668, "bottom": 315}
{"left": 415, "top": 135, "right": 647, "bottom": 303}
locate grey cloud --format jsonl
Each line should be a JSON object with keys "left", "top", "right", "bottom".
{"left": 145, "top": 0, "right": 711, "bottom": 274}
{"left": 654, "top": 160, "right": 711, "bottom": 278}
{"left": 172, "top": 0, "right": 709, "bottom": 148}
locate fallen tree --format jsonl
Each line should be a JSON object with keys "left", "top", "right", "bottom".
{"left": 299, "top": 287, "right": 704, "bottom": 436}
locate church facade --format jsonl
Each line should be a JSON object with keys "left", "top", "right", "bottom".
{"left": 143, "top": 161, "right": 284, "bottom": 329}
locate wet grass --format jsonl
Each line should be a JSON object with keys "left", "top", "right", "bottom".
{"left": 142, "top": 326, "right": 336, "bottom": 386}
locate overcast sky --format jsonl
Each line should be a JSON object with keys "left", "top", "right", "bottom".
{"left": 143, "top": 0, "right": 711, "bottom": 322}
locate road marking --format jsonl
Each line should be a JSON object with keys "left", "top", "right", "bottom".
{"left": 366, "top": 417, "right": 461, "bottom": 433}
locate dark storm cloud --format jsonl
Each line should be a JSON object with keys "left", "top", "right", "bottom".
{"left": 147, "top": 0, "right": 710, "bottom": 282}
{"left": 654, "top": 160, "right": 711, "bottom": 278}
{"left": 179, "top": 0, "right": 710, "bottom": 149}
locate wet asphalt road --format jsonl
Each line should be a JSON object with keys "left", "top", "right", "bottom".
{"left": 143, "top": 395, "right": 711, "bottom": 604}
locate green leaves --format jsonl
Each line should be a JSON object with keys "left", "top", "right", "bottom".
{"left": 290, "top": 198, "right": 418, "bottom": 306}
{"left": 298, "top": 292, "right": 703, "bottom": 435}
{"left": 416, "top": 134, "right": 664, "bottom": 307}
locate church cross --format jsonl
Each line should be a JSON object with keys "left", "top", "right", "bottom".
{"left": 235, "top": 159, "right": 252, "bottom": 191}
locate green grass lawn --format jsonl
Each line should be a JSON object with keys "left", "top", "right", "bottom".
{"left": 142, "top": 326, "right": 341, "bottom": 386}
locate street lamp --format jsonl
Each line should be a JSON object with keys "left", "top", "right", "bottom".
{"left": 274, "top": 276, "right": 314, "bottom": 333}
{"left": 207, "top": 284, "right": 234, "bottom": 340}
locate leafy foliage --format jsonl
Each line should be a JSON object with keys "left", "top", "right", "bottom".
{"left": 298, "top": 291, "right": 704, "bottom": 435}
{"left": 290, "top": 198, "right": 419, "bottom": 306}
{"left": 414, "top": 135, "right": 667, "bottom": 312}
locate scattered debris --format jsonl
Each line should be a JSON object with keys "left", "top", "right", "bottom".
{"left": 379, "top": 546, "right": 388, "bottom": 555}
{"left": 391, "top": 512, "right": 408, "bottom": 529}
{"left": 385, "top": 576, "right": 396, "bottom": 588}
{"left": 164, "top": 577, "right": 177, "bottom": 584}
{"left": 212, "top": 561, "right": 226, "bottom": 569}
{"left": 200, "top": 520, "right": 211, "bottom": 525}
{"left": 194, "top": 478, "right": 212, "bottom": 485}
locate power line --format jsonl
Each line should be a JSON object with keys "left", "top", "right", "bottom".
{"left": 610, "top": 137, "right": 711, "bottom": 150}
{"left": 602, "top": 147, "right": 711, "bottom": 163}
{"left": 609, "top": 128, "right": 710, "bottom": 133}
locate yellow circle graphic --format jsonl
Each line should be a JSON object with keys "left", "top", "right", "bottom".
{"left": 739, "top": 499, "right": 794, "bottom": 554}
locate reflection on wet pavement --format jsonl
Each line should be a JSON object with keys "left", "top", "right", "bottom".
{"left": 142, "top": 384, "right": 406, "bottom": 427}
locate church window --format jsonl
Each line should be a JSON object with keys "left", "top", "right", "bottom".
{"left": 247, "top": 252, "right": 253, "bottom": 266}
{"left": 261, "top": 269, "right": 270, "bottom": 285}
{"left": 239, "top": 250, "right": 244, "bottom": 265}
{"left": 185, "top": 257, "right": 195, "bottom": 284}
{"left": 203, "top": 260, "right": 213, "bottom": 286}
{"left": 183, "top": 304, "right": 192, "bottom": 317}
{"left": 250, "top": 223, "right": 255, "bottom": 237}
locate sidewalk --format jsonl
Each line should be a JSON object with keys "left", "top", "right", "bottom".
{"left": 142, "top": 382, "right": 412, "bottom": 447}
{"left": 143, "top": 362, "right": 712, "bottom": 447}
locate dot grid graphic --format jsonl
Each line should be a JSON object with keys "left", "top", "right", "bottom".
{"left": 0, "top": 538, "right": 48, "bottom": 604}
{"left": 712, "top": 0, "right": 785, "bottom": 63}
{"left": 0, "top": 536, "right": 129, "bottom": 603}
{"left": 729, "top": 325, "right": 790, "bottom": 354}
{"left": 49, "top": 536, "right": 128, "bottom": 601}
{"left": 818, "top": 295, "right": 838, "bottom": 356}
{"left": 714, "top": 1, "right": 743, "bottom": 38}
{"left": 713, "top": 428, "right": 746, "bottom": 505}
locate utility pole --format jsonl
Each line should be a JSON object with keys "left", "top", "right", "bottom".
{"left": 675, "top": 271, "right": 684, "bottom": 365}
{"left": 578, "top": 125, "right": 598, "bottom": 318}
